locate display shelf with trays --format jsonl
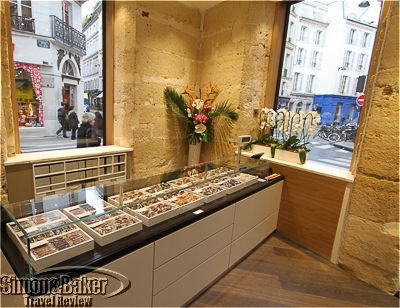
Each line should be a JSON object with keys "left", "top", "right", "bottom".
{"left": 5, "top": 209, "right": 94, "bottom": 271}
{"left": 1, "top": 155, "right": 277, "bottom": 289}
{"left": 32, "top": 153, "right": 127, "bottom": 199}
{"left": 63, "top": 200, "right": 142, "bottom": 246}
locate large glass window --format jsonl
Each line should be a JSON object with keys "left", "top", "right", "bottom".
{"left": 276, "top": 0, "right": 382, "bottom": 170}
{"left": 10, "top": 0, "right": 104, "bottom": 152}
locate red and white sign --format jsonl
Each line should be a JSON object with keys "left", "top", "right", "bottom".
{"left": 357, "top": 94, "right": 365, "bottom": 106}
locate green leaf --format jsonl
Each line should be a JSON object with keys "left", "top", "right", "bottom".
{"left": 242, "top": 141, "right": 253, "bottom": 151}
{"left": 209, "top": 100, "right": 239, "bottom": 122}
{"left": 164, "top": 87, "right": 190, "bottom": 123}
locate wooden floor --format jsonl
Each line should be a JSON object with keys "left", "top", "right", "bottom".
{"left": 188, "top": 233, "right": 399, "bottom": 307}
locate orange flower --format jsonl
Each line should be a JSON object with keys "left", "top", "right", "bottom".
{"left": 185, "top": 85, "right": 194, "bottom": 93}
{"left": 210, "top": 82, "right": 219, "bottom": 93}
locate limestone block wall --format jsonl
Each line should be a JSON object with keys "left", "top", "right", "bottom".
{"left": 199, "top": 1, "right": 275, "bottom": 162}
{"left": 114, "top": 1, "right": 202, "bottom": 179}
{"left": 0, "top": 1, "right": 17, "bottom": 204}
{"left": 113, "top": 1, "right": 276, "bottom": 179}
{"left": 338, "top": 2, "right": 399, "bottom": 295}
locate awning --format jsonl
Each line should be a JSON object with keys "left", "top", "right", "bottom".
{"left": 96, "top": 92, "right": 103, "bottom": 98}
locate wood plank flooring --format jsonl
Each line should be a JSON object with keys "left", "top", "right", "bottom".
{"left": 188, "top": 233, "right": 399, "bottom": 307}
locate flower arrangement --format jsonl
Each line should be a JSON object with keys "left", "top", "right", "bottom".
{"left": 164, "top": 83, "right": 239, "bottom": 145}
{"left": 244, "top": 108, "right": 320, "bottom": 163}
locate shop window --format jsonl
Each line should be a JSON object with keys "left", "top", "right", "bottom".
{"left": 15, "top": 67, "right": 41, "bottom": 127}
{"left": 10, "top": 0, "right": 105, "bottom": 152}
{"left": 276, "top": 0, "right": 382, "bottom": 171}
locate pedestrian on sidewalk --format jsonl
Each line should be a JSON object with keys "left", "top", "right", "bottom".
{"left": 55, "top": 102, "right": 68, "bottom": 138}
{"left": 77, "top": 112, "right": 101, "bottom": 148}
{"left": 68, "top": 106, "right": 79, "bottom": 140}
{"left": 93, "top": 111, "right": 103, "bottom": 138}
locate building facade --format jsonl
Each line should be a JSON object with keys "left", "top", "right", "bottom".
{"left": 278, "top": 0, "right": 377, "bottom": 124}
{"left": 10, "top": 0, "right": 86, "bottom": 137}
{"left": 82, "top": 1, "right": 103, "bottom": 112}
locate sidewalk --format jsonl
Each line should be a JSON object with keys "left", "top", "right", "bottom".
{"left": 333, "top": 141, "right": 354, "bottom": 152}
{"left": 20, "top": 135, "right": 78, "bottom": 153}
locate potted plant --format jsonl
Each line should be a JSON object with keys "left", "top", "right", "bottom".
{"left": 164, "top": 83, "right": 239, "bottom": 165}
{"left": 244, "top": 108, "right": 320, "bottom": 164}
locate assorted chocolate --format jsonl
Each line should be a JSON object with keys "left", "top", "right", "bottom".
{"left": 18, "top": 221, "right": 76, "bottom": 245}
{"left": 195, "top": 185, "right": 225, "bottom": 196}
{"left": 136, "top": 202, "right": 175, "bottom": 218}
{"left": 170, "top": 192, "right": 201, "bottom": 207}
{"left": 64, "top": 202, "right": 143, "bottom": 242}
{"left": 109, "top": 190, "right": 150, "bottom": 204}
{"left": 31, "top": 231, "right": 89, "bottom": 259}
{"left": 93, "top": 216, "right": 141, "bottom": 235}
{"left": 6, "top": 210, "right": 93, "bottom": 262}
{"left": 142, "top": 182, "right": 173, "bottom": 194}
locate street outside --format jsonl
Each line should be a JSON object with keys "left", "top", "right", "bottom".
{"left": 307, "top": 136, "right": 354, "bottom": 170}
{"left": 19, "top": 134, "right": 354, "bottom": 170}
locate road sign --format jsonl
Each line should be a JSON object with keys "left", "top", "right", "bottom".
{"left": 357, "top": 94, "right": 365, "bottom": 106}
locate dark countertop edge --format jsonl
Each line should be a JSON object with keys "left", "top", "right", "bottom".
{"left": 1, "top": 176, "right": 284, "bottom": 296}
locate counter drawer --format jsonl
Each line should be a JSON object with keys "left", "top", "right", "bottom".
{"left": 152, "top": 245, "right": 230, "bottom": 307}
{"left": 232, "top": 181, "right": 283, "bottom": 241}
{"left": 154, "top": 204, "right": 235, "bottom": 268}
{"left": 230, "top": 211, "right": 279, "bottom": 267}
{"left": 153, "top": 225, "right": 233, "bottom": 295}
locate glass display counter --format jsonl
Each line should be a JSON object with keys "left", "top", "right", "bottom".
{"left": 1, "top": 156, "right": 276, "bottom": 296}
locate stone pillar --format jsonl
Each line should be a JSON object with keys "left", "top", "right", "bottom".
{"left": 1, "top": 1, "right": 18, "bottom": 204}
{"left": 338, "top": 1, "right": 399, "bottom": 295}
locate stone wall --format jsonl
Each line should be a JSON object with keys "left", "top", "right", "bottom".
{"left": 0, "top": 1, "right": 17, "bottom": 204}
{"left": 113, "top": 1, "right": 275, "bottom": 178}
{"left": 338, "top": 1, "right": 399, "bottom": 295}
{"left": 199, "top": 1, "right": 275, "bottom": 162}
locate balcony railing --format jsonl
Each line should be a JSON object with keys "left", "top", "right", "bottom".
{"left": 300, "top": 9, "right": 329, "bottom": 24}
{"left": 51, "top": 15, "right": 86, "bottom": 55}
{"left": 10, "top": 15, "right": 35, "bottom": 33}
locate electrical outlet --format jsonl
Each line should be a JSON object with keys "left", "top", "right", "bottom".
{"left": 253, "top": 109, "right": 259, "bottom": 117}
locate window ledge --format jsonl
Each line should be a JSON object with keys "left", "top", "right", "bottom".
{"left": 240, "top": 150, "right": 354, "bottom": 183}
{"left": 5, "top": 146, "right": 133, "bottom": 166}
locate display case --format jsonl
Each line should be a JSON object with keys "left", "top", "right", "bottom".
{"left": 1, "top": 156, "right": 275, "bottom": 296}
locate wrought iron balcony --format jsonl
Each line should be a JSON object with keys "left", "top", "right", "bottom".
{"left": 51, "top": 15, "right": 86, "bottom": 55}
{"left": 10, "top": 15, "right": 35, "bottom": 33}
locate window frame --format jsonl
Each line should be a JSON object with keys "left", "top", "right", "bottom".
{"left": 314, "top": 30, "right": 322, "bottom": 45}
{"left": 6, "top": 0, "right": 111, "bottom": 153}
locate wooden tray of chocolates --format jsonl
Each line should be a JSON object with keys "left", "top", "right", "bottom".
{"left": 63, "top": 201, "right": 142, "bottom": 246}
{"left": 6, "top": 210, "right": 94, "bottom": 271}
{"left": 132, "top": 201, "right": 179, "bottom": 227}
{"left": 188, "top": 183, "right": 227, "bottom": 203}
